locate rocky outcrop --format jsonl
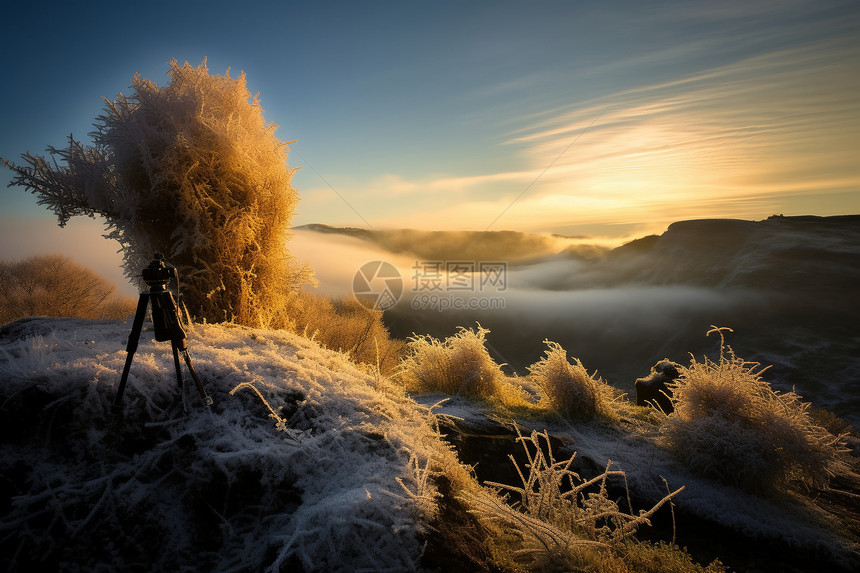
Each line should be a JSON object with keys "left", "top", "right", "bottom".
{"left": 635, "top": 359, "right": 681, "bottom": 414}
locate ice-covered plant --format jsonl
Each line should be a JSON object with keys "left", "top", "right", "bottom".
{"left": 285, "top": 291, "right": 406, "bottom": 374}
{"left": 397, "top": 324, "right": 508, "bottom": 399}
{"left": 3, "top": 59, "right": 312, "bottom": 327}
{"left": 529, "top": 340, "right": 618, "bottom": 420}
{"left": 660, "top": 327, "right": 849, "bottom": 492}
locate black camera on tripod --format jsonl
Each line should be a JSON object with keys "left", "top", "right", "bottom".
{"left": 141, "top": 254, "right": 182, "bottom": 344}
{"left": 142, "top": 253, "right": 177, "bottom": 289}
{"left": 112, "top": 253, "right": 213, "bottom": 421}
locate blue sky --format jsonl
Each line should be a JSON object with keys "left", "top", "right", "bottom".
{"left": 2, "top": 0, "right": 859, "bottom": 249}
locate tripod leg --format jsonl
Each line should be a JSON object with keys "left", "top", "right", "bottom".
{"left": 182, "top": 350, "right": 213, "bottom": 407}
{"left": 113, "top": 293, "right": 150, "bottom": 418}
{"left": 172, "top": 344, "right": 184, "bottom": 390}
{"left": 159, "top": 290, "right": 212, "bottom": 408}
{"left": 171, "top": 342, "right": 191, "bottom": 415}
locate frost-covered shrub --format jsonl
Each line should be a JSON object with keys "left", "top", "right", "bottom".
{"left": 3, "top": 59, "right": 311, "bottom": 327}
{"left": 397, "top": 324, "right": 509, "bottom": 400}
{"left": 284, "top": 290, "right": 406, "bottom": 374}
{"left": 659, "top": 328, "right": 849, "bottom": 492}
{"left": 529, "top": 340, "right": 617, "bottom": 420}
{"left": 0, "top": 255, "right": 135, "bottom": 324}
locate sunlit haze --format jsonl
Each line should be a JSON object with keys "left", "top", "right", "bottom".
{"left": 1, "top": 0, "right": 858, "bottom": 282}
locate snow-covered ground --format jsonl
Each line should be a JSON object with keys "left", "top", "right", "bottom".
{"left": 1, "top": 317, "right": 857, "bottom": 571}
{"left": 0, "top": 317, "right": 452, "bottom": 571}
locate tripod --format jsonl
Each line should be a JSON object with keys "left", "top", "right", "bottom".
{"left": 112, "top": 257, "right": 213, "bottom": 418}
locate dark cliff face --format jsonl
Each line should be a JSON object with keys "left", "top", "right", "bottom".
{"left": 598, "top": 215, "right": 860, "bottom": 290}
{"left": 575, "top": 217, "right": 860, "bottom": 420}
{"left": 662, "top": 216, "right": 860, "bottom": 288}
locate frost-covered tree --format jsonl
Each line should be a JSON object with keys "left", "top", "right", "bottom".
{"left": 0, "top": 255, "right": 136, "bottom": 324}
{"left": 3, "top": 59, "right": 311, "bottom": 327}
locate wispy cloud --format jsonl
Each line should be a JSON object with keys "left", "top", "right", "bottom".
{"left": 288, "top": 3, "right": 860, "bottom": 235}
{"left": 491, "top": 36, "right": 860, "bottom": 228}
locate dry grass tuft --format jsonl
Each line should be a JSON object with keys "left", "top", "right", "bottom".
{"left": 396, "top": 325, "right": 531, "bottom": 406}
{"left": 397, "top": 325, "right": 506, "bottom": 398}
{"left": 283, "top": 289, "right": 406, "bottom": 374}
{"left": 660, "top": 327, "right": 851, "bottom": 492}
{"left": 529, "top": 340, "right": 619, "bottom": 421}
{"left": 0, "top": 255, "right": 136, "bottom": 324}
{"left": 462, "top": 429, "right": 722, "bottom": 573}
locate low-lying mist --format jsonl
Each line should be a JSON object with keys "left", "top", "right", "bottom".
{"left": 291, "top": 217, "right": 860, "bottom": 427}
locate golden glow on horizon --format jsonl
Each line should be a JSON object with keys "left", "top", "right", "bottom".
{"left": 296, "top": 36, "right": 859, "bottom": 234}
{"left": 516, "top": 38, "right": 860, "bottom": 225}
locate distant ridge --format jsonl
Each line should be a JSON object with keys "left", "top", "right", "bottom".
{"left": 617, "top": 214, "right": 860, "bottom": 290}
{"left": 295, "top": 215, "right": 860, "bottom": 266}
{"left": 296, "top": 215, "right": 860, "bottom": 239}
{"left": 293, "top": 223, "right": 573, "bottom": 261}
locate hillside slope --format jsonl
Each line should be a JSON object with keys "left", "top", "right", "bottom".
{"left": 0, "top": 318, "right": 454, "bottom": 572}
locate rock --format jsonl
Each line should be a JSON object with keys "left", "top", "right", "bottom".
{"left": 635, "top": 359, "right": 680, "bottom": 414}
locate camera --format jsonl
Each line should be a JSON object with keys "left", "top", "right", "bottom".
{"left": 142, "top": 253, "right": 177, "bottom": 289}
{"left": 113, "top": 252, "right": 212, "bottom": 418}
